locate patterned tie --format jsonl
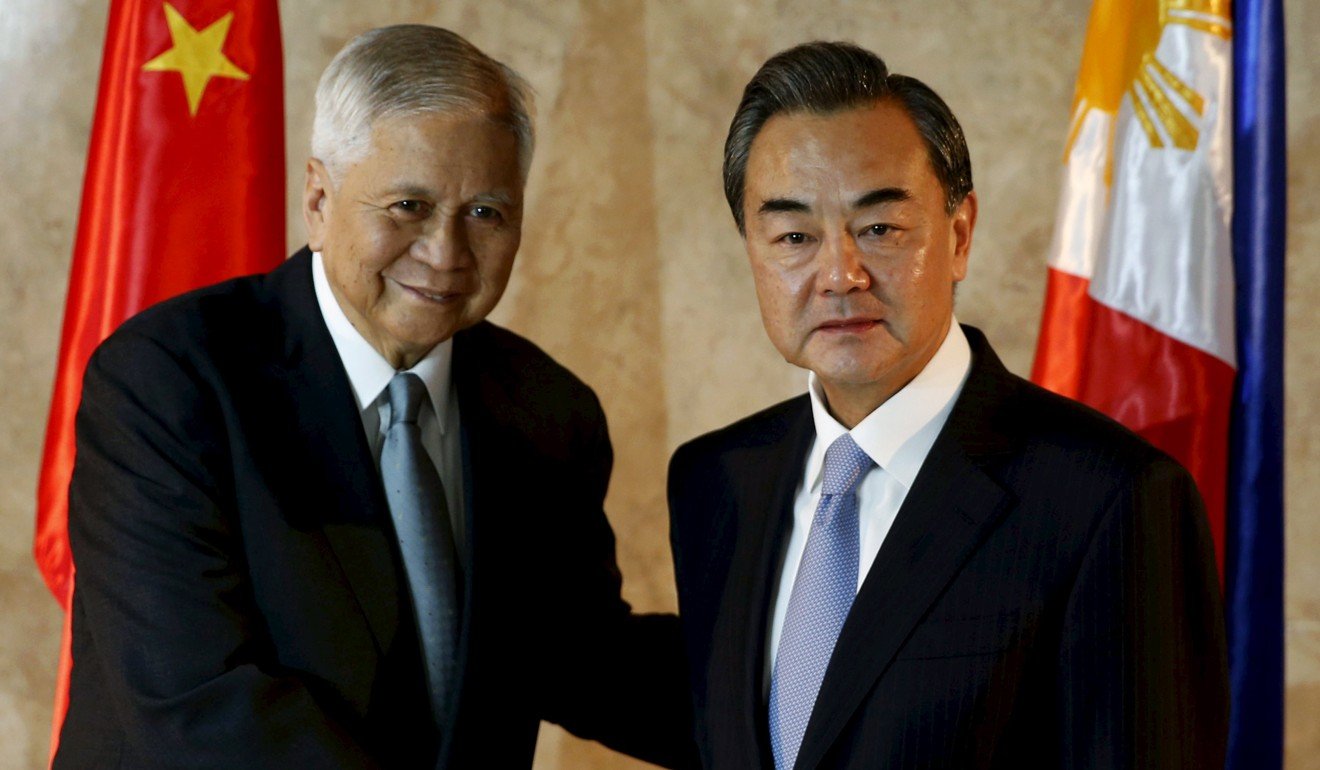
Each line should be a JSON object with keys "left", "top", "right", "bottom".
{"left": 769, "top": 433, "right": 874, "bottom": 770}
{"left": 380, "top": 372, "right": 460, "bottom": 730}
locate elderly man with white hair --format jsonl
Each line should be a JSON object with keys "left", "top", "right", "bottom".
{"left": 57, "top": 25, "right": 694, "bottom": 770}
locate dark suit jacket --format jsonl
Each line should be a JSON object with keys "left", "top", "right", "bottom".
{"left": 57, "top": 249, "right": 694, "bottom": 769}
{"left": 669, "top": 326, "right": 1228, "bottom": 769}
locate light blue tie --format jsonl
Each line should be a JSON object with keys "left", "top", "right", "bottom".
{"left": 769, "top": 433, "right": 873, "bottom": 770}
{"left": 380, "top": 372, "right": 460, "bottom": 730}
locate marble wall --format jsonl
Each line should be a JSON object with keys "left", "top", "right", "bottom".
{"left": 0, "top": 0, "right": 1314, "bottom": 767}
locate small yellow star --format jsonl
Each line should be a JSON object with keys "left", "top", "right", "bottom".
{"left": 142, "top": 2, "right": 249, "bottom": 116}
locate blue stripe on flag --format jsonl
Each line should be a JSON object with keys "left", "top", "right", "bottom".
{"left": 1227, "top": 0, "right": 1287, "bottom": 765}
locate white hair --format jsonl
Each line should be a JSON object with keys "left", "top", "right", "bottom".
{"left": 311, "top": 25, "right": 535, "bottom": 180}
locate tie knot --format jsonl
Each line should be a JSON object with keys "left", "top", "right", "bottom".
{"left": 820, "top": 433, "right": 873, "bottom": 496}
{"left": 386, "top": 372, "right": 428, "bottom": 427}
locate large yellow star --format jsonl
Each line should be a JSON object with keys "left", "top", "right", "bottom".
{"left": 142, "top": 2, "right": 249, "bottom": 116}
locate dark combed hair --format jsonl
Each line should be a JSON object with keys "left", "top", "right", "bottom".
{"left": 722, "top": 41, "right": 973, "bottom": 233}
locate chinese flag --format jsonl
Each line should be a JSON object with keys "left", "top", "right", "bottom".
{"left": 36, "top": 0, "right": 284, "bottom": 758}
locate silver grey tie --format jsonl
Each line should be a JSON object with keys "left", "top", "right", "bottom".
{"left": 380, "top": 372, "right": 460, "bottom": 729}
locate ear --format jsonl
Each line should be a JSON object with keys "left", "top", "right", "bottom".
{"left": 950, "top": 190, "right": 977, "bottom": 282}
{"left": 303, "top": 158, "right": 333, "bottom": 252}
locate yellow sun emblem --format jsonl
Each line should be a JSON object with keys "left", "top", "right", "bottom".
{"left": 1065, "top": 0, "right": 1232, "bottom": 157}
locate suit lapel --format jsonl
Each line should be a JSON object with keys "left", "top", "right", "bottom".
{"left": 257, "top": 250, "right": 402, "bottom": 654}
{"left": 708, "top": 401, "right": 814, "bottom": 768}
{"left": 793, "top": 328, "right": 1021, "bottom": 769}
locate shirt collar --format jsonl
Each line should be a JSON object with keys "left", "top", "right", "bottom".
{"left": 805, "top": 319, "right": 971, "bottom": 493}
{"left": 311, "top": 251, "right": 453, "bottom": 433}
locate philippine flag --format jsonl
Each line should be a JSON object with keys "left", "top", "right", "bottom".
{"left": 1033, "top": 0, "right": 1287, "bottom": 765}
{"left": 1031, "top": 0, "right": 1236, "bottom": 565}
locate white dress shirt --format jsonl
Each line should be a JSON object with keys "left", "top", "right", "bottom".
{"left": 311, "top": 253, "right": 466, "bottom": 558}
{"left": 764, "top": 320, "right": 972, "bottom": 689}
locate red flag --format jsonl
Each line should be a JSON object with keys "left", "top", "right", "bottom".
{"left": 36, "top": 0, "right": 284, "bottom": 757}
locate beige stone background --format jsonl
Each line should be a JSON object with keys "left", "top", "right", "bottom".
{"left": 0, "top": 0, "right": 1314, "bottom": 767}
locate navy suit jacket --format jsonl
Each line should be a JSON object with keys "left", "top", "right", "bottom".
{"left": 669, "top": 326, "right": 1228, "bottom": 769}
{"left": 57, "top": 249, "right": 695, "bottom": 769}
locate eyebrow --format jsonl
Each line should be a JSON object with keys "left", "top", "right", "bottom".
{"left": 756, "top": 187, "right": 912, "bottom": 218}
{"left": 383, "top": 185, "right": 517, "bottom": 207}
{"left": 383, "top": 184, "right": 435, "bottom": 200}
{"left": 757, "top": 197, "right": 810, "bottom": 217}
{"left": 853, "top": 187, "right": 911, "bottom": 208}
{"left": 472, "top": 190, "right": 516, "bottom": 207}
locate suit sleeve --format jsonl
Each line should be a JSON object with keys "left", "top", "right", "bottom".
{"left": 533, "top": 392, "right": 699, "bottom": 769}
{"left": 65, "top": 332, "right": 378, "bottom": 770}
{"left": 1056, "top": 456, "right": 1230, "bottom": 768}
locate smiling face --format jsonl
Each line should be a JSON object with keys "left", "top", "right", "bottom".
{"left": 742, "top": 100, "right": 977, "bottom": 426}
{"left": 303, "top": 110, "right": 524, "bottom": 369}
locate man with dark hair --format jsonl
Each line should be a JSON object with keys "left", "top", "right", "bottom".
{"left": 669, "top": 41, "right": 1228, "bottom": 769}
{"left": 59, "top": 25, "right": 693, "bottom": 769}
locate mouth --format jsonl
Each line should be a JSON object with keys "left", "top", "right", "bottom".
{"left": 814, "top": 316, "right": 882, "bottom": 334}
{"left": 392, "top": 278, "right": 469, "bottom": 304}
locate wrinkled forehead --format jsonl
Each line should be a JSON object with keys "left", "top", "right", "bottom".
{"left": 341, "top": 112, "right": 525, "bottom": 192}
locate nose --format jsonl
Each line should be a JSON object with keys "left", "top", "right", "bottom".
{"left": 411, "top": 214, "right": 471, "bottom": 270}
{"left": 818, "top": 233, "right": 870, "bottom": 295}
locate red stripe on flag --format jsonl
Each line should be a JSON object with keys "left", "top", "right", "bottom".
{"left": 1030, "top": 267, "right": 1098, "bottom": 400}
{"left": 1033, "top": 268, "right": 1233, "bottom": 571}
{"left": 47, "top": 582, "right": 73, "bottom": 769}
